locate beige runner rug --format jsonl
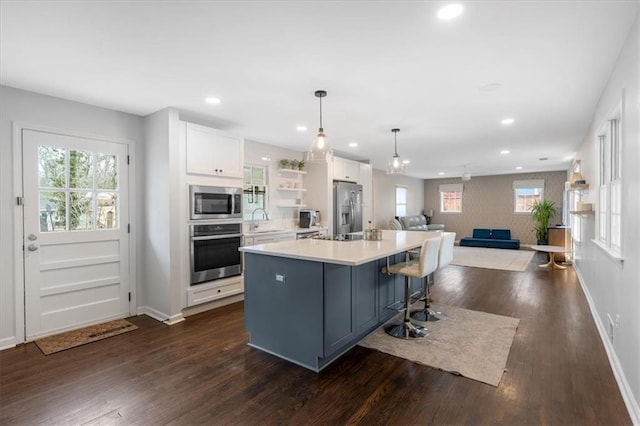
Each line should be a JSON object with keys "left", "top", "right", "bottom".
{"left": 359, "top": 304, "right": 519, "bottom": 386}
{"left": 35, "top": 319, "right": 138, "bottom": 355}
{"left": 451, "top": 246, "right": 534, "bottom": 272}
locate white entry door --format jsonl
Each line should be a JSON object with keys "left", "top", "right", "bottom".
{"left": 22, "top": 129, "right": 130, "bottom": 340}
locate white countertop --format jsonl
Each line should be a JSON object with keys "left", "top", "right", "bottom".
{"left": 240, "top": 230, "right": 448, "bottom": 266}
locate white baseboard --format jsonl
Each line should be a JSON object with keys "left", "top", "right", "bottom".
{"left": 0, "top": 336, "right": 17, "bottom": 351}
{"left": 137, "top": 306, "right": 185, "bottom": 325}
{"left": 182, "top": 293, "right": 244, "bottom": 317}
{"left": 574, "top": 265, "right": 640, "bottom": 425}
{"left": 164, "top": 313, "right": 185, "bottom": 325}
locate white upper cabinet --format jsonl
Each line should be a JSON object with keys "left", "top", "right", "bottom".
{"left": 333, "top": 156, "right": 359, "bottom": 183}
{"left": 186, "top": 122, "right": 244, "bottom": 178}
{"left": 359, "top": 163, "right": 372, "bottom": 205}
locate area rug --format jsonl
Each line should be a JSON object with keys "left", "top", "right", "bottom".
{"left": 34, "top": 319, "right": 138, "bottom": 355}
{"left": 358, "top": 304, "right": 519, "bottom": 386}
{"left": 450, "top": 246, "right": 535, "bottom": 272}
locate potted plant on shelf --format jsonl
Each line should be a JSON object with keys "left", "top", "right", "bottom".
{"left": 291, "top": 159, "right": 300, "bottom": 170}
{"left": 298, "top": 160, "right": 305, "bottom": 171}
{"left": 279, "top": 159, "right": 290, "bottom": 170}
{"left": 530, "top": 199, "right": 559, "bottom": 245}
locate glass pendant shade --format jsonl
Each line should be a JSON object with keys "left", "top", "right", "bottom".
{"left": 307, "top": 90, "right": 332, "bottom": 162}
{"left": 386, "top": 128, "right": 404, "bottom": 175}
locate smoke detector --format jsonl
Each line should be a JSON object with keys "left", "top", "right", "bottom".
{"left": 461, "top": 166, "right": 471, "bottom": 181}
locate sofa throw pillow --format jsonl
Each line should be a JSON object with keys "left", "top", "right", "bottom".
{"left": 472, "top": 228, "right": 491, "bottom": 239}
{"left": 491, "top": 229, "right": 512, "bottom": 240}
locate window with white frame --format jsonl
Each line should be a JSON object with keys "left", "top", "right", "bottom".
{"left": 395, "top": 186, "right": 407, "bottom": 217}
{"left": 513, "top": 179, "right": 545, "bottom": 213}
{"left": 597, "top": 110, "right": 622, "bottom": 255}
{"left": 439, "top": 183, "right": 463, "bottom": 213}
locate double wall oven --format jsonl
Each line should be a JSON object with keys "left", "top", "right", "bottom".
{"left": 189, "top": 185, "right": 243, "bottom": 285}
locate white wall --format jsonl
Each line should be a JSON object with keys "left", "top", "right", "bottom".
{"left": 243, "top": 139, "right": 306, "bottom": 227}
{"left": 0, "top": 86, "right": 145, "bottom": 348}
{"left": 372, "top": 168, "right": 425, "bottom": 229}
{"left": 573, "top": 15, "right": 640, "bottom": 421}
{"left": 141, "top": 109, "right": 173, "bottom": 319}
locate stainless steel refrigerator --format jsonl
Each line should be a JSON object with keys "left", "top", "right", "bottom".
{"left": 333, "top": 181, "right": 363, "bottom": 235}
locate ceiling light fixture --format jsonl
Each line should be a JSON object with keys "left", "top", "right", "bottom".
{"left": 500, "top": 150, "right": 510, "bottom": 155}
{"left": 515, "top": 166, "right": 523, "bottom": 170}
{"left": 205, "top": 97, "right": 221, "bottom": 105}
{"left": 501, "top": 118, "right": 515, "bottom": 125}
{"left": 348, "top": 141, "right": 358, "bottom": 148}
{"left": 438, "top": 172, "right": 445, "bottom": 176}
{"left": 307, "top": 90, "right": 332, "bottom": 162}
{"left": 387, "top": 128, "right": 404, "bottom": 175}
{"left": 296, "top": 125, "right": 307, "bottom": 132}
{"left": 437, "top": 3, "right": 464, "bottom": 20}
{"left": 402, "top": 160, "right": 410, "bottom": 164}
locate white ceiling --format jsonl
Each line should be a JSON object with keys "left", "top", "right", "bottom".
{"left": 1, "top": 1, "right": 637, "bottom": 179}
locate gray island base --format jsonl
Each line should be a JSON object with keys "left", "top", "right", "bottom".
{"left": 241, "top": 230, "right": 448, "bottom": 372}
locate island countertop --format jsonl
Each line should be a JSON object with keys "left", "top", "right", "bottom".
{"left": 239, "top": 230, "right": 445, "bottom": 266}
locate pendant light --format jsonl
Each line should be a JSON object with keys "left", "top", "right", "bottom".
{"left": 307, "top": 90, "right": 332, "bottom": 162}
{"left": 386, "top": 128, "right": 404, "bottom": 175}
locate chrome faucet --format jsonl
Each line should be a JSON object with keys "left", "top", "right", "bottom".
{"left": 250, "top": 207, "right": 270, "bottom": 231}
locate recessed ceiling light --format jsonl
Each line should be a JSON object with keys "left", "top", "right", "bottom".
{"left": 296, "top": 125, "right": 307, "bottom": 132}
{"left": 402, "top": 160, "right": 410, "bottom": 164}
{"left": 515, "top": 166, "right": 523, "bottom": 170}
{"left": 205, "top": 97, "right": 221, "bottom": 105}
{"left": 500, "top": 150, "right": 510, "bottom": 155}
{"left": 501, "top": 118, "right": 515, "bottom": 125}
{"left": 480, "top": 83, "right": 502, "bottom": 92}
{"left": 437, "top": 3, "right": 464, "bottom": 20}
{"left": 261, "top": 157, "right": 270, "bottom": 162}
{"left": 348, "top": 142, "right": 358, "bottom": 148}
{"left": 438, "top": 172, "right": 445, "bottom": 176}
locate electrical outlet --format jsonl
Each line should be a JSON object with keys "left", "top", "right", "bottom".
{"left": 275, "top": 274, "right": 285, "bottom": 282}
{"left": 615, "top": 314, "right": 621, "bottom": 328}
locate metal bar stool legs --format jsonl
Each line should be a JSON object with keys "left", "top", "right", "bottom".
{"left": 411, "top": 273, "right": 447, "bottom": 322}
{"left": 385, "top": 275, "right": 430, "bottom": 339}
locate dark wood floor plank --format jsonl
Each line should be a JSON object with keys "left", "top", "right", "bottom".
{"left": 0, "top": 255, "right": 632, "bottom": 425}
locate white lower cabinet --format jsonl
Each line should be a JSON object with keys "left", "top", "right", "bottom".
{"left": 187, "top": 276, "right": 244, "bottom": 307}
{"left": 244, "top": 232, "right": 296, "bottom": 246}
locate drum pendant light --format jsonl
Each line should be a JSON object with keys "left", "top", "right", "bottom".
{"left": 307, "top": 90, "right": 332, "bottom": 162}
{"left": 386, "top": 128, "right": 404, "bottom": 175}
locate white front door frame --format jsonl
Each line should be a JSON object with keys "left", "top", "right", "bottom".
{"left": 12, "top": 121, "right": 137, "bottom": 344}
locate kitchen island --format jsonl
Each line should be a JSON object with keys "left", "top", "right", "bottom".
{"left": 240, "top": 230, "right": 445, "bottom": 372}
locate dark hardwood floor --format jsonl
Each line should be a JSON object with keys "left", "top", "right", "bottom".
{"left": 0, "top": 253, "right": 631, "bottom": 425}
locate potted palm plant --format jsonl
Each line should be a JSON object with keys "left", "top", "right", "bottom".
{"left": 530, "top": 199, "right": 559, "bottom": 245}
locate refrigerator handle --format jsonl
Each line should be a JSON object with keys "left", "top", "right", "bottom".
{"left": 349, "top": 192, "right": 355, "bottom": 232}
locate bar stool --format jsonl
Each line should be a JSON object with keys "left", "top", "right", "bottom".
{"left": 412, "top": 232, "right": 456, "bottom": 322}
{"left": 382, "top": 236, "right": 441, "bottom": 339}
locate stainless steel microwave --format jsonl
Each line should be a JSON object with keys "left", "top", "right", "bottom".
{"left": 189, "top": 185, "right": 242, "bottom": 220}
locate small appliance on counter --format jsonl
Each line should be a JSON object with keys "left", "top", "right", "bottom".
{"left": 299, "top": 209, "right": 321, "bottom": 228}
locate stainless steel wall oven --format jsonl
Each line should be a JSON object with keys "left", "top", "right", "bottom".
{"left": 190, "top": 222, "right": 242, "bottom": 285}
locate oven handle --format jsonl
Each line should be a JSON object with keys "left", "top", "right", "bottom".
{"left": 191, "top": 233, "right": 243, "bottom": 241}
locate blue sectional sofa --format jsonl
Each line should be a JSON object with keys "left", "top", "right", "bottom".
{"left": 459, "top": 228, "right": 520, "bottom": 249}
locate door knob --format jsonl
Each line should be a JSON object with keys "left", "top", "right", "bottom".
{"left": 27, "top": 233, "right": 37, "bottom": 241}
{"left": 27, "top": 244, "right": 38, "bottom": 252}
